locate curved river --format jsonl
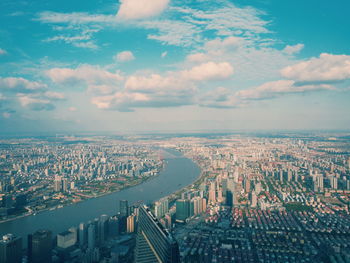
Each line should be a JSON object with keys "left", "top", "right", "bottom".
{"left": 0, "top": 149, "right": 200, "bottom": 240}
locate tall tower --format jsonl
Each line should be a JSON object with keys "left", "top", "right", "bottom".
{"left": 87, "top": 224, "right": 96, "bottom": 249}
{"left": 54, "top": 175, "right": 62, "bottom": 192}
{"left": 175, "top": 199, "right": 189, "bottom": 222}
{"left": 119, "top": 200, "right": 129, "bottom": 217}
{"left": 208, "top": 181, "right": 216, "bottom": 204}
{"left": 135, "top": 205, "right": 180, "bottom": 263}
{"left": 127, "top": 214, "right": 136, "bottom": 233}
{"left": 0, "top": 234, "right": 22, "bottom": 263}
{"left": 79, "top": 223, "right": 87, "bottom": 248}
{"left": 28, "top": 230, "right": 52, "bottom": 263}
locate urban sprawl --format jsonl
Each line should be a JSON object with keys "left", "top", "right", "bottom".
{"left": 0, "top": 133, "right": 350, "bottom": 263}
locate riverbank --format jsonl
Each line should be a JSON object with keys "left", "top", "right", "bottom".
{"left": 165, "top": 151, "right": 206, "bottom": 203}
{"left": 0, "top": 149, "right": 200, "bottom": 239}
{"left": 0, "top": 168, "right": 163, "bottom": 224}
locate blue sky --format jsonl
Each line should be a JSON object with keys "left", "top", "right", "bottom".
{"left": 0, "top": 0, "right": 350, "bottom": 133}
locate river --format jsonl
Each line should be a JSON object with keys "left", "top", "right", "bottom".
{"left": 0, "top": 148, "right": 200, "bottom": 240}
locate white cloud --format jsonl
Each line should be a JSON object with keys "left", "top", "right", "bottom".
{"left": 283, "top": 44, "right": 304, "bottom": 55}
{"left": 183, "top": 61, "right": 234, "bottom": 81}
{"left": 199, "top": 87, "right": 241, "bottom": 108}
{"left": 68, "top": 106, "right": 77, "bottom": 112}
{"left": 189, "top": 5, "right": 270, "bottom": 35}
{"left": 92, "top": 92, "right": 149, "bottom": 110}
{"left": 88, "top": 61, "right": 233, "bottom": 111}
{"left": 0, "top": 76, "right": 66, "bottom": 113}
{"left": 87, "top": 84, "right": 116, "bottom": 95}
{"left": 0, "top": 77, "right": 47, "bottom": 93}
{"left": 91, "top": 88, "right": 195, "bottom": 111}
{"left": 17, "top": 94, "right": 55, "bottom": 111}
{"left": 2, "top": 112, "right": 11, "bottom": 119}
{"left": 125, "top": 74, "right": 192, "bottom": 92}
{"left": 281, "top": 53, "right": 350, "bottom": 83}
{"left": 115, "top": 51, "right": 135, "bottom": 62}
{"left": 236, "top": 80, "right": 334, "bottom": 100}
{"left": 45, "top": 33, "right": 98, "bottom": 49}
{"left": 142, "top": 19, "right": 200, "bottom": 47}
{"left": 36, "top": 11, "right": 116, "bottom": 24}
{"left": 205, "top": 36, "right": 243, "bottom": 51}
{"left": 47, "top": 65, "right": 123, "bottom": 86}
{"left": 116, "top": 0, "right": 169, "bottom": 20}
{"left": 0, "top": 48, "right": 7, "bottom": 55}
{"left": 36, "top": 1, "right": 270, "bottom": 49}
{"left": 43, "top": 91, "right": 65, "bottom": 100}
{"left": 186, "top": 53, "right": 209, "bottom": 63}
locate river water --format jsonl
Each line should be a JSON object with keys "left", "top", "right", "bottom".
{"left": 0, "top": 149, "right": 200, "bottom": 239}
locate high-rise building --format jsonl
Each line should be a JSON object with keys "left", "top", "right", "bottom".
{"left": 191, "top": 197, "right": 201, "bottom": 215}
{"left": 330, "top": 176, "right": 338, "bottom": 190}
{"left": 208, "top": 182, "right": 216, "bottom": 204}
{"left": 127, "top": 214, "right": 135, "bottom": 233}
{"left": 244, "top": 178, "right": 251, "bottom": 193}
{"left": 79, "top": 223, "right": 87, "bottom": 248}
{"left": 57, "top": 230, "right": 76, "bottom": 249}
{"left": 294, "top": 171, "right": 299, "bottom": 182}
{"left": 251, "top": 191, "right": 258, "bottom": 208}
{"left": 287, "top": 170, "right": 292, "bottom": 182}
{"left": 175, "top": 199, "right": 190, "bottom": 222}
{"left": 119, "top": 200, "right": 129, "bottom": 217}
{"left": 226, "top": 178, "right": 235, "bottom": 207}
{"left": 88, "top": 224, "right": 96, "bottom": 249}
{"left": 0, "top": 234, "right": 22, "bottom": 263}
{"left": 98, "top": 215, "right": 109, "bottom": 245}
{"left": 119, "top": 200, "right": 129, "bottom": 233}
{"left": 135, "top": 205, "right": 180, "bottom": 263}
{"left": 314, "top": 175, "right": 324, "bottom": 193}
{"left": 202, "top": 198, "right": 207, "bottom": 212}
{"left": 28, "top": 230, "right": 52, "bottom": 263}
{"left": 154, "top": 198, "right": 169, "bottom": 219}
{"left": 279, "top": 170, "right": 284, "bottom": 182}
{"left": 62, "top": 178, "right": 68, "bottom": 192}
{"left": 108, "top": 216, "right": 119, "bottom": 238}
{"left": 54, "top": 175, "right": 62, "bottom": 192}
{"left": 164, "top": 213, "right": 172, "bottom": 230}
{"left": 255, "top": 182, "right": 262, "bottom": 194}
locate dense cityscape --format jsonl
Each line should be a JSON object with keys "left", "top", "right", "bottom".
{"left": 1, "top": 0, "right": 350, "bottom": 262}
{"left": 0, "top": 137, "right": 164, "bottom": 222}
{"left": 0, "top": 133, "right": 349, "bottom": 262}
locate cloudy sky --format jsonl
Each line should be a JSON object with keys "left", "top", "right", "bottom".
{"left": 0, "top": 0, "right": 350, "bottom": 133}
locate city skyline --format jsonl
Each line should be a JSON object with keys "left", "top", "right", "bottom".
{"left": 0, "top": 132, "right": 349, "bottom": 262}
{"left": 0, "top": 0, "right": 349, "bottom": 133}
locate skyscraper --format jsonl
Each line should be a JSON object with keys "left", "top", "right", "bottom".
{"left": 88, "top": 224, "right": 96, "bottom": 249}
{"left": 0, "top": 234, "right": 22, "bottom": 263}
{"left": 208, "top": 181, "right": 216, "bottom": 204}
{"left": 226, "top": 178, "right": 235, "bottom": 207}
{"left": 119, "top": 200, "right": 129, "bottom": 217}
{"left": 98, "top": 214, "right": 109, "bottom": 245}
{"left": 79, "top": 223, "right": 87, "bottom": 248}
{"left": 175, "top": 199, "right": 190, "bottom": 222}
{"left": 154, "top": 197, "right": 169, "bottom": 219}
{"left": 28, "top": 230, "right": 52, "bottom": 263}
{"left": 135, "top": 205, "right": 180, "bottom": 263}
{"left": 108, "top": 216, "right": 119, "bottom": 238}
{"left": 127, "top": 214, "right": 135, "bottom": 233}
{"left": 57, "top": 230, "right": 76, "bottom": 249}
{"left": 54, "top": 175, "right": 62, "bottom": 192}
